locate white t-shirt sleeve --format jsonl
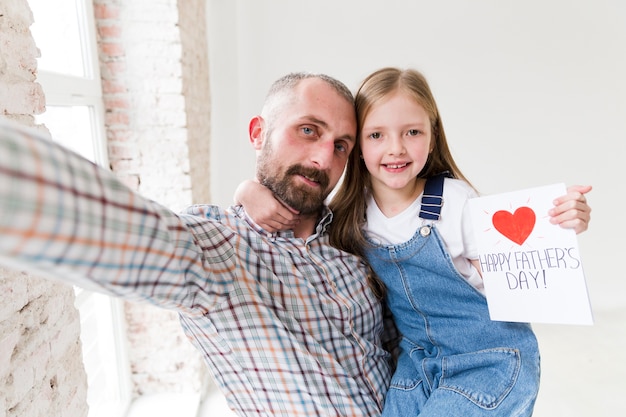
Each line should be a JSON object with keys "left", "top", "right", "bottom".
{"left": 461, "top": 196, "right": 479, "bottom": 261}
{"left": 438, "top": 178, "right": 478, "bottom": 260}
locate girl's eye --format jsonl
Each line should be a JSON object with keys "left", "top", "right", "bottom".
{"left": 408, "top": 129, "right": 421, "bottom": 136}
{"left": 368, "top": 132, "right": 381, "bottom": 140}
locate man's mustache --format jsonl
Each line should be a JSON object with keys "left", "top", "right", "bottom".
{"left": 285, "top": 165, "right": 330, "bottom": 189}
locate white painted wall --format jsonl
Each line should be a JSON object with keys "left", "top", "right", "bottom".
{"left": 206, "top": 1, "right": 625, "bottom": 415}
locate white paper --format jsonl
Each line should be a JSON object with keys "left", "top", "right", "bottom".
{"left": 467, "top": 183, "right": 593, "bottom": 325}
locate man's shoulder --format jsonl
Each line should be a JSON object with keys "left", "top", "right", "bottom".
{"left": 181, "top": 203, "right": 228, "bottom": 220}
{"left": 181, "top": 204, "right": 258, "bottom": 237}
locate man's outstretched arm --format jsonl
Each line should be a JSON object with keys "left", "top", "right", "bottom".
{"left": 0, "top": 118, "right": 225, "bottom": 315}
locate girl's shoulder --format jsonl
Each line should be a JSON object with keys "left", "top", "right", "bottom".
{"left": 442, "top": 177, "right": 478, "bottom": 200}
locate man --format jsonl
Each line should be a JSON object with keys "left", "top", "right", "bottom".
{"left": 0, "top": 73, "right": 591, "bottom": 417}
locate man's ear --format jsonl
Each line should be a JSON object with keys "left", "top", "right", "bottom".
{"left": 249, "top": 116, "right": 265, "bottom": 150}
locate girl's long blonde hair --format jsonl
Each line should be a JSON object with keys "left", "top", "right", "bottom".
{"left": 329, "top": 67, "right": 472, "bottom": 297}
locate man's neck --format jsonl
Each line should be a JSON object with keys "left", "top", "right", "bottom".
{"left": 292, "top": 213, "right": 320, "bottom": 239}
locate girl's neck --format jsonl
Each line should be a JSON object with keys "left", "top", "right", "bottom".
{"left": 372, "top": 178, "right": 426, "bottom": 218}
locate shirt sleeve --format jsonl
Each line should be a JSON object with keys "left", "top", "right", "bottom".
{"left": 462, "top": 190, "right": 480, "bottom": 261}
{"left": 0, "top": 119, "right": 228, "bottom": 316}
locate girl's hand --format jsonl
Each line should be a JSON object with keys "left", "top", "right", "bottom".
{"left": 549, "top": 185, "right": 592, "bottom": 234}
{"left": 234, "top": 180, "right": 300, "bottom": 232}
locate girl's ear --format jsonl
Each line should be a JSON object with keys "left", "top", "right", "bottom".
{"left": 249, "top": 116, "right": 265, "bottom": 150}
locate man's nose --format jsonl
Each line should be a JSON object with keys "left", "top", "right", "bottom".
{"left": 310, "top": 141, "right": 335, "bottom": 170}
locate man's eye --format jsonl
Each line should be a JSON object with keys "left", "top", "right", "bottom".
{"left": 302, "top": 127, "right": 314, "bottom": 135}
{"left": 335, "top": 143, "right": 347, "bottom": 153}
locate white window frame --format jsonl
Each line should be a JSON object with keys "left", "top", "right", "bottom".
{"left": 29, "top": 1, "right": 132, "bottom": 416}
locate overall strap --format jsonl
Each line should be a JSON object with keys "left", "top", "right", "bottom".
{"left": 419, "top": 172, "right": 451, "bottom": 221}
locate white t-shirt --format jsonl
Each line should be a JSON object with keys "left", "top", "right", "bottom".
{"left": 364, "top": 178, "right": 484, "bottom": 292}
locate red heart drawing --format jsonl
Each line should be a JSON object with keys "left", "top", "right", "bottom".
{"left": 492, "top": 206, "right": 536, "bottom": 245}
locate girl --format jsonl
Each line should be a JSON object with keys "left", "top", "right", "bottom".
{"left": 333, "top": 67, "right": 537, "bottom": 416}
{"left": 237, "top": 67, "right": 591, "bottom": 416}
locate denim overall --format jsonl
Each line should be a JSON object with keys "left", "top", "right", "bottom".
{"left": 366, "top": 174, "right": 540, "bottom": 417}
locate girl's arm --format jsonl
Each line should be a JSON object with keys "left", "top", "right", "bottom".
{"left": 235, "top": 180, "right": 300, "bottom": 232}
{"left": 470, "top": 259, "right": 484, "bottom": 278}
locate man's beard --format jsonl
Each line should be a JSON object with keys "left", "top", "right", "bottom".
{"left": 257, "top": 152, "right": 331, "bottom": 215}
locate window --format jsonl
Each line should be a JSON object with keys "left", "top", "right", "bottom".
{"left": 29, "top": 1, "right": 131, "bottom": 416}
{"left": 29, "top": 0, "right": 107, "bottom": 163}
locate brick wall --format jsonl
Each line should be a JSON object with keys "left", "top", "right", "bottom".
{"left": 0, "top": 1, "right": 89, "bottom": 417}
{"left": 178, "top": 0, "right": 211, "bottom": 205}
{"left": 93, "top": 0, "right": 210, "bottom": 398}
{"left": 0, "top": 0, "right": 44, "bottom": 125}
{"left": 1, "top": 0, "right": 212, "bottom": 414}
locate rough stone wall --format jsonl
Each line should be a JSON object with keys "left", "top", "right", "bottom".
{"left": 1, "top": 0, "right": 212, "bottom": 414}
{"left": 0, "top": 1, "right": 89, "bottom": 416}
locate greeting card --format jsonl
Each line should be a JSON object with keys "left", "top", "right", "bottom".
{"left": 468, "top": 183, "right": 593, "bottom": 325}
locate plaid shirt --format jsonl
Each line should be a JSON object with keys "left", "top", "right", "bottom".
{"left": 0, "top": 119, "right": 393, "bottom": 416}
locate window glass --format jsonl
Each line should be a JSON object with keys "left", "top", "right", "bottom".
{"left": 30, "top": 0, "right": 87, "bottom": 77}
{"left": 35, "top": 106, "right": 96, "bottom": 161}
{"left": 28, "top": 1, "right": 131, "bottom": 416}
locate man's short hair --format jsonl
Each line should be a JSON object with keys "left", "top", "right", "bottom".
{"left": 261, "top": 73, "right": 354, "bottom": 123}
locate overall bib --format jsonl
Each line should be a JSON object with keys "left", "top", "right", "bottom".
{"left": 366, "top": 174, "right": 540, "bottom": 417}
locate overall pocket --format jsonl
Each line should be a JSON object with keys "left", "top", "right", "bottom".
{"left": 439, "top": 348, "right": 521, "bottom": 409}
